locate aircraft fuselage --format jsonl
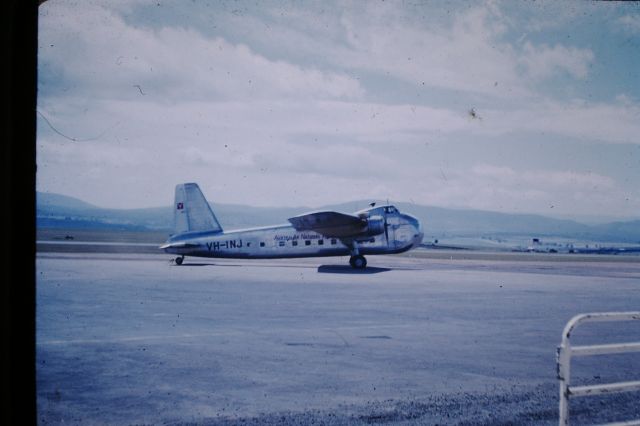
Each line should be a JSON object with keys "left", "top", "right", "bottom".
{"left": 163, "top": 212, "right": 423, "bottom": 260}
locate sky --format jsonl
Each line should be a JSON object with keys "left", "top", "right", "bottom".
{"left": 37, "top": 0, "right": 640, "bottom": 221}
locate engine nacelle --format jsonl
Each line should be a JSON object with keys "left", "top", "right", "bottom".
{"left": 364, "top": 215, "right": 386, "bottom": 236}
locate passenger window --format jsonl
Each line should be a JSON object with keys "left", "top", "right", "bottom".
{"left": 318, "top": 240, "right": 324, "bottom": 245}
{"left": 279, "top": 241, "right": 285, "bottom": 247}
{"left": 292, "top": 241, "right": 298, "bottom": 246}
{"left": 305, "top": 240, "right": 311, "bottom": 246}
{"left": 260, "top": 242, "right": 265, "bottom": 247}
{"left": 331, "top": 239, "right": 337, "bottom": 245}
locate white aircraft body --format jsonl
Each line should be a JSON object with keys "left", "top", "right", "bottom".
{"left": 160, "top": 183, "right": 424, "bottom": 269}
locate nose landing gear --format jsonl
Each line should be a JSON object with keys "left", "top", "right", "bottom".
{"left": 175, "top": 256, "right": 184, "bottom": 265}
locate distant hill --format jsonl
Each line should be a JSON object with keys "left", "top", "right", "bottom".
{"left": 38, "top": 192, "right": 97, "bottom": 210}
{"left": 36, "top": 192, "right": 640, "bottom": 243}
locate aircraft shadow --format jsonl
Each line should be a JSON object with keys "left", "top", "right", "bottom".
{"left": 173, "top": 262, "right": 393, "bottom": 273}
{"left": 317, "top": 265, "right": 391, "bottom": 274}
{"left": 175, "top": 262, "right": 241, "bottom": 267}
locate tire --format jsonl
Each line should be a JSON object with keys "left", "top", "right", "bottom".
{"left": 175, "top": 256, "right": 184, "bottom": 265}
{"left": 350, "top": 255, "right": 367, "bottom": 269}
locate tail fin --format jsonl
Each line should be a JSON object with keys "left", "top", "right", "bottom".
{"left": 173, "top": 183, "right": 223, "bottom": 235}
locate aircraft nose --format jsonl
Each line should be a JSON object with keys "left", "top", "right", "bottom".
{"left": 401, "top": 214, "right": 423, "bottom": 248}
{"left": 414, "top": 228, "right": 424, "bottom": 246}
{"left": 411, "top": 218, "right": 424, "bottom": 247}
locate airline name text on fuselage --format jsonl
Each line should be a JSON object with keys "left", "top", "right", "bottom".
{"left": 274, "top": 233, "right": 321, "bottom": 242}
{"left": 205, "top": 232, "right": 323, "bottom": 251}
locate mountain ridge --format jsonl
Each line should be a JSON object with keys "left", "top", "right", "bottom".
{"left": 37, "top": 191, "right": 640, "bottom": 243}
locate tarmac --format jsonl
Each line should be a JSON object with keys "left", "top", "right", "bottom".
{"left": 36, "top": 251, "right": 640, "bottom": 425}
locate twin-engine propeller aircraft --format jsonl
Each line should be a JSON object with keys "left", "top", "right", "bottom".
{"left": 160, "top": 183, "right": 424, "bottom": 269}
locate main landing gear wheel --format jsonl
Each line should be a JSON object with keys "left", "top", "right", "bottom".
{"left": 175, "top": 256, "right": 184, "bottom": 265}
{"left": 349, "top": 255, "right": 367, "bottom": 269}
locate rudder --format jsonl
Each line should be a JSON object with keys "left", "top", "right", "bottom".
{"left": 173, "top": 183, "right": 223, "bottom": 234}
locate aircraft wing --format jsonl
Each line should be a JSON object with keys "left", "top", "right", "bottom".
{"left": 288, "top": 211, "right": 367, "bottom": 238}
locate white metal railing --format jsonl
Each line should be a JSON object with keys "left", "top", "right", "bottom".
{"left": 557, "top": 312, "right": 640, "bottom": 426}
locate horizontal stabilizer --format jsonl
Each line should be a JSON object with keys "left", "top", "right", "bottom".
{"left": 288, "top": 211, "right": 367, "bottom": 238}
{"left": 159, "top": 242, "right": 201, "bottom": 250}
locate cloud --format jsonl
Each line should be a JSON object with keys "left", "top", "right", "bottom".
{"left": 472, "top": 164, "right": 616, "bottom": 191}
{"left": 36, "top": 1, "right": 640, "bottom": 219}
{"left": 333, "top": 5, "right": 528, "bottom": 98}
{"left": 38, "top": 2, "right": 363, "bottom": 102}
{"left": 520, "top": 42, "right": 594, "bottom": 80}
{"left": 618, "top": 14, "right": 640, "bottom": 34}
{"left": 252, "top": 142, "right": 396, "bottom": 179}
{"left": 427, "top": 164, "right": 633, "bottom": 216}
{"left": 228, "top": 3, "right": 597, "bottom": 100}
{"left": 36, "top": 91, "right": 640, "bottom": 212}
{"left": 481, "top": 100, "right": 640, "bottom": 145}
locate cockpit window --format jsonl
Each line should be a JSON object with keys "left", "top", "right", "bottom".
{"left": 356, "top": 205, "right": 398, "bottom": 217}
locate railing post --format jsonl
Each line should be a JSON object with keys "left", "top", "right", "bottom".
{"left": 557, "top": 343, "right": 571, "bottom": 425}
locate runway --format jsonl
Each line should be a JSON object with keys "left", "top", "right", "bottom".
{"left": 36, "top": 252, "right": 640, "bottom": 425}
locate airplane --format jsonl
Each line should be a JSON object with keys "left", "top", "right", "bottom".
{"left": 160, "top": 183, "right": 424, "bottom": 269}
